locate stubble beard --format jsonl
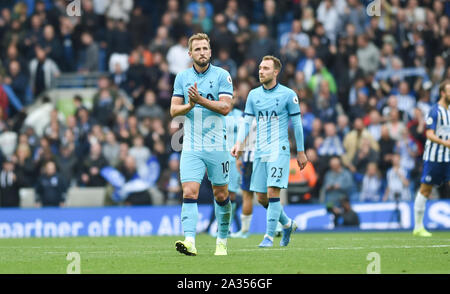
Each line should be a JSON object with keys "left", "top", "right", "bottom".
{"left": 194, "top": 56, "right": 210, "bottom": 68}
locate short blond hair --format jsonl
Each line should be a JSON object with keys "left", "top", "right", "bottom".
{"left": 188, "top": 33, "right": 211, "bottom": 52}
{"left": 262, "top": 55, "right": 282, "bottom": 72}
{"left": 439, "top": 79, "right": 450, "bottom": 95}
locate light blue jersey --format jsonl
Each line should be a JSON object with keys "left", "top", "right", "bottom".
{"left": 174, "top": 64, "right": 234, "bottom": 185}
{"left": 173, "top": 64, "right": 233, "bottom": 152}
{"left": 244, "top": 83, "right": 302, "bottom": 160}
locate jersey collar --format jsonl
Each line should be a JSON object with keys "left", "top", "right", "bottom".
{"left": 262, "top": 82, "right": 279, "bottom": 92}
{"left": 192, "top": 63, "right": 211, "bottom": 76}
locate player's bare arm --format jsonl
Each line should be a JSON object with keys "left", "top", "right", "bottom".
{"left": 425, "top": 129, "right": 450, "bottom": 149}
{"left": 188, "top": 83, "right": 232, "bottom": 115}
{"left": 169, "top": 96, "right": 195, "bottom": 117}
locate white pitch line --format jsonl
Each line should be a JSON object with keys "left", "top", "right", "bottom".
{"left": 234, "top": 244, "right": 450, "bottom": 252}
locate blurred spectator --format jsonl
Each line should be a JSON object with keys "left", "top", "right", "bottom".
{"left": 356, "top": 34, "right": 380, "bottom": 75}
{"left": 129, "top": 5, "right": 151, "bottom": 48}
{"left": 78, "top": 31, "right": 100, "bottom": 73}
{"left": 377, "top": 124, "right": 396, "bottom": 177}
{"left": 136, "top": 90, "right": 164, "bottom": 121}
{"left": 327, "top": 197, "right": 360, "bottom": 227}
{"left": 210, "top": 13, "right": 235, "bottom": 59}
{"left": 317, "top": 122, "right": 344, "bottom": 157}
{"left": 339, "top": 0, "right": 366, "bottom": 35}
{"left": 322, "top": 156, "right": 354, "bottom": 205}
{"left": 349, "top": 138, "right": 379, "bottom": 182}
{"left": 223, "top": 0, "right": 240, "bottom": 34}
{"left": 247, "top": 24, "right": 277, "bottom": 64}
{"left": 56, "top": 143, "right": 77, "bottom": 188}
{"left": 29, "top": 45, "right": 60, "bottom": 98}
{"left": 280, "top": 19, "right": 310, "bottom": 55}
{"left": 129, "top": 135, "right": 151, "bottom": 170}
{"left": 308, "top": 58, "right": 337, "bottom": 95}
{"left": 367, "top": 109, "right": 382, "bottom": 141}
{"left": 119, "top": 155, "right": 152, "bottom": 206}
{"left": 158, "top": 152, "right": 182, "bottom": 205}
{"left": 383, "top": 154, "right": 411, "bottom": 202}
{"left": 395, "top": 81, "right": 416, "bottom": 119}
{"left": 59, "top": 17, "right": 76, "bottom": 72}
{"left": 105, "top": 0, "right": 134, "bottom": 23}
{"left": 360, "top": 162, "right": 382, "bottom": 202}
{"left": 394, "top": 129, "right": 418, "bottom": 175}
{"left": 102, "top": 130, "right": 121, "bottom": 167}
{"left": 0, "top": 158, "right": 22, "bottom": 207}
{"left": 39, "top": 24, "right": 63, "bottom": 68}
{"left": 22, "top": 14, "right": 44, "bottom": 59}
{"left": 92, "top": 89, "right": 115, "bottom": 127}
{"left": 386, "top": 109, "right": 406, "bottom": 141}
{"left": 342, "top": 117, "right": 379, "bottom": 169}
{"left": 299, "top": 6, "right": 315, "bottom": 35}
{"left": 316, "top": 0, "right": 339, "bottom": 44}
{"left": 13, "top": 143, "right": 35, "bottom": 187}
{"left": 260, "top": 0, "right": 279, "bottom": 40}
{"left": 234, "top": 15, "right": 252, "bottom": 65}
{"left": 149, "top": 25, "right": 174, "bottom": 56}
{"left": 187, "top": 0, "right": 214, "bottom": 19}
{"left": 288, "top": 149, "right": 318, "bottom": 203}
{"left": 311, "top": 79, "right": 338, "bottom": 123}
{"left": 4, "top": 60, "right": 29, "bottom": 106}
{"left": 336, "top": 114, "right": 350, "bottom": 140}
{"left": 78, "top": 142, "right": 108, "bottom": 187}
{"left": 296, "top": 46, "right": 316, "bottom": 83}
{"left": 193, "top": 5, "right": 213, "bottom": 33}
{"left": 166, "top": 35, "right": 190, "bottom": 75}
{"left": 213, "top": 48, "right": 237, "bottom": 79}
{"left": 35, "top": 160, "right": 67, "bottom": 207}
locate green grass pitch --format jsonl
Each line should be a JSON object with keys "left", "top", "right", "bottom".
{"left": 0, "top": 231, "right": 449, "bottom": 274}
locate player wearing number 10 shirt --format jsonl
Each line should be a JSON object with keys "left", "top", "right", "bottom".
{"left": 170, "top": 33, "right": 234, "bottom": 256}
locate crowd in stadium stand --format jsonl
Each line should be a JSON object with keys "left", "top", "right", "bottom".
{"left": 0, "top": 0, "right": 449, "bottom": 207}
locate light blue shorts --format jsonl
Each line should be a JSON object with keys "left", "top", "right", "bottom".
{"left": 180, "top": 150, "right": 230, "bottom": 186}
{"left": 228, "top": 155, "right": 241, "bottom": 193}
{"left": 250, "top": 154, "right": 290, "bottom": 193}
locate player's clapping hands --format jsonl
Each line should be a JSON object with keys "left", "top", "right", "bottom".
{"left": 188, "top": 83, "right": 201, "bottom": 103}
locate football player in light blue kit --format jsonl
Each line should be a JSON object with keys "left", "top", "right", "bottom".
{"left": 170, "top": 33, "right": 234, "bottom": 256}
{"left": 231, "top": 56, "right": 308, "bottom": 247}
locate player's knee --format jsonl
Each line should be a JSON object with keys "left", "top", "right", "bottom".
{"left": 182, "top": 186, "right": 199, "bottom": 200}
{"left": 213, "top": 188, "right": 228, "bottom": 202}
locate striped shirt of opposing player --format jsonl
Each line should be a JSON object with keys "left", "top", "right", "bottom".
{"left": 423, "top": 104, "right": 450, "bottom": 162}
{"left": 242, "top": 118, "right": 257, "bottom": 162}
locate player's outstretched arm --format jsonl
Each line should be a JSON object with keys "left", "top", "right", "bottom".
{"left": 188, "top": 83, "right": 232, "bottom": 116}
{"left": 170, "top": 96, "right": 195, "bottom": 117}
